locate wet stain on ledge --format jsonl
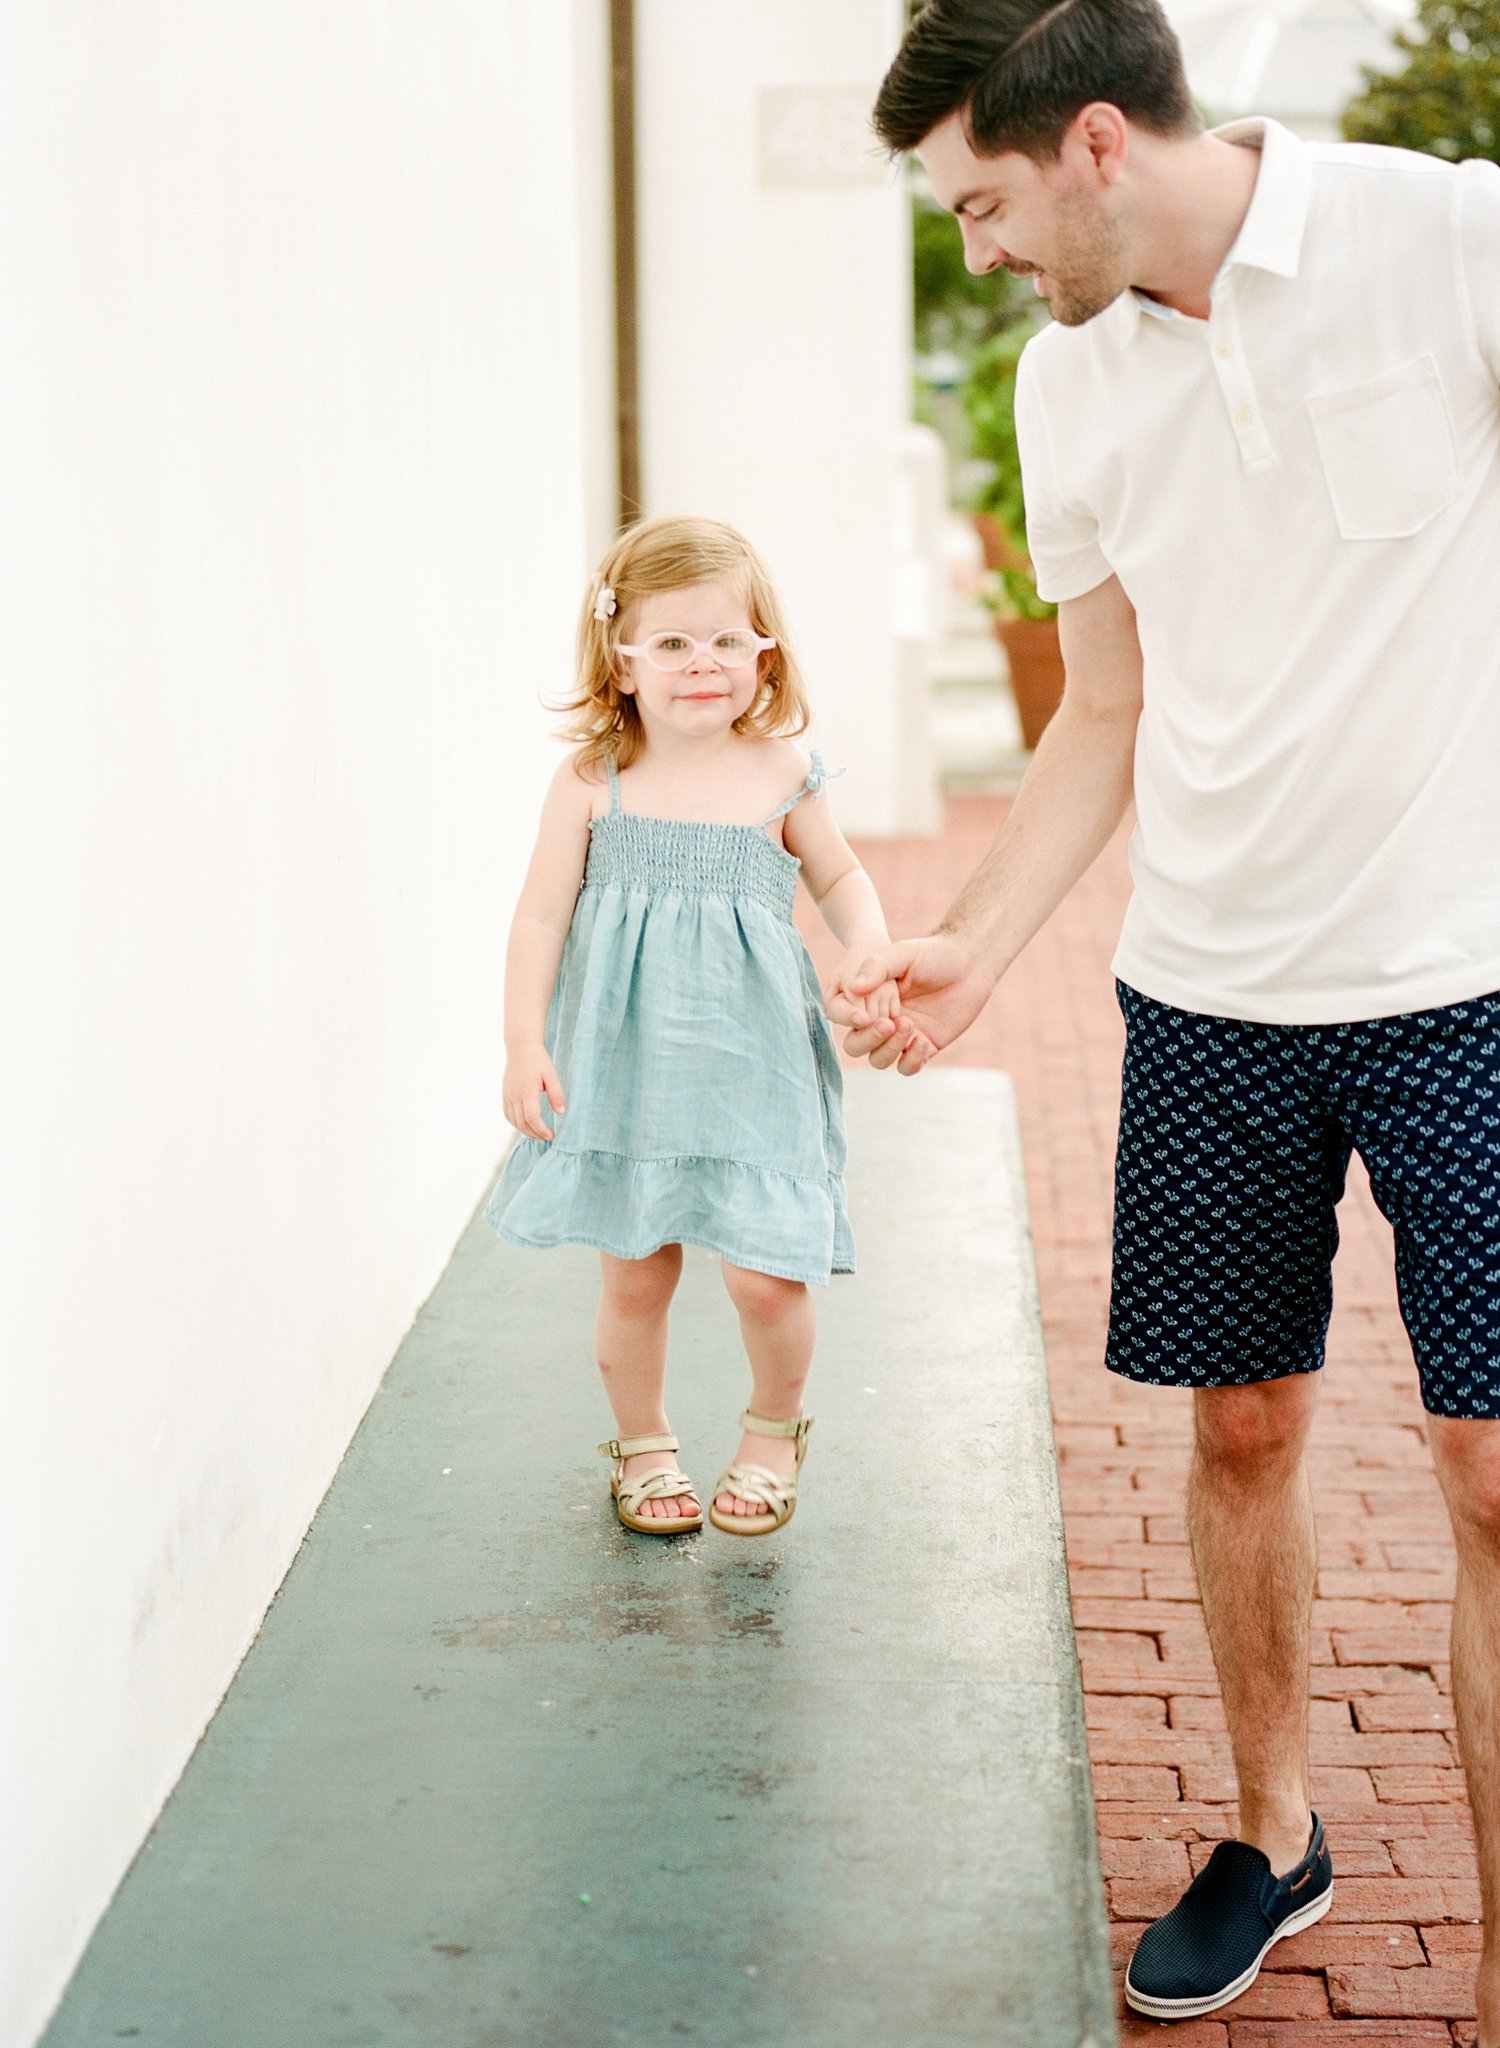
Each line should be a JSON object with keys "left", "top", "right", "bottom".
{"left": 434, "top": 1554, "right": 787, "bottom": 1652}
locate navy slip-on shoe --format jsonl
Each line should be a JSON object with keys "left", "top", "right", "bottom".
{"left": 1124, "top": 1813, "right": 1333, "bottom": 2021}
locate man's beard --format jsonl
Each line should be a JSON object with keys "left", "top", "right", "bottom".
{"left": 1041, "top": 200, "right": 1130, "bottom": 328}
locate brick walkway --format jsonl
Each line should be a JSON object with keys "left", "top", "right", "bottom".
{"left": 811, "top": 795, "right": 1483, "bottom": 2048}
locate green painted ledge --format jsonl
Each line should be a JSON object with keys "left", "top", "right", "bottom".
{"left": 43, "top": 1070, "right": 1115, "bottom": 2048}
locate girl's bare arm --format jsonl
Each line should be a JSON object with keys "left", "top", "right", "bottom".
{"left": 784, "top": 773, "right": 900, "bottom": 1020}
{"left": 503, "top": 757, "right": 594, "bottom": 1139}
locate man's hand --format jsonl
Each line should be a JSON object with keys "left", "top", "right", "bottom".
{"left": 827, "top": 934, "right": 998, "bottom": 1075}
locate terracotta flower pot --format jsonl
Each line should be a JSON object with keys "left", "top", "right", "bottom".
{"left": 994, "top": 614, "right": 1065, "bottom": 750}
{"left": 971, "top": 511, "right": 1029, "bottom": 574}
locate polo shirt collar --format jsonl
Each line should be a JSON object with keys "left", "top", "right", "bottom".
{"left": 1106, "top": 115, "right": 1312, "bottom": 344}
{"left": 1215, "top": 116, "right": 1312, "bottom": 279}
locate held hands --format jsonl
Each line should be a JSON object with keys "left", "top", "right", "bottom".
{"left": 826, "top": 934, "right": 998, "bottom": 1075}
{"left": 833, "top": 948, "right": 902, "bottom": 1030}
{"left": 504, "top": 1044, "right": 566, "bottom": 1141}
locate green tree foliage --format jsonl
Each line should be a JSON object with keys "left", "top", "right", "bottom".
{"left": 1342, "top": 0, "right": 1500, "bottom": 160}
{"left": 913, "top": 197, "right": 1024, "bottom": 355}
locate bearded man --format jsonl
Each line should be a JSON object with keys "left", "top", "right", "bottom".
{"left": 836, "top": 0, "right": 1500, "bottom": 2030}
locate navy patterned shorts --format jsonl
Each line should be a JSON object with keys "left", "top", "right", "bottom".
{"left": 1107, "top": 982, "right": 1500, "bottom": 1419}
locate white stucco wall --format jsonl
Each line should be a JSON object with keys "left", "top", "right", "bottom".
{"left": 0, "top": 6, "right": 612, "bottom": 2042}
{"left": 634, "top": 0, "right": 919, "bottom": 834}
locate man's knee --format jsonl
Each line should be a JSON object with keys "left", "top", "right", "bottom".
{"left": 1193, "top": 1375, "right": 1319, "bottom": 1474}
{"left": 1427, "top": 1415, "right": 1500, "bottom": 1547}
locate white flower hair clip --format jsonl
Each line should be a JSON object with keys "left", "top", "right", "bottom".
{"left": 592, "top": 581, "right": 618, "bottom": 622}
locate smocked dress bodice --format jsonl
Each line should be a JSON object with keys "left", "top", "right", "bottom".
{"left": 580, "top": 809, "right": 801, "bottom": 921}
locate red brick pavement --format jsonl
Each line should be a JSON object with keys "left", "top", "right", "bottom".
{"left": 809, "top": 795, "right": 1484, "bottom": 2048}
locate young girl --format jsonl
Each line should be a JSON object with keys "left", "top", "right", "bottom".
{"left": 486, "top": 514, "right": 899, "bottom": 1538}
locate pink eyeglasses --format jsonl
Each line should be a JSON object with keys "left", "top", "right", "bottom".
{"left": 616, "top": 628, "right": 777, "bottom": 672}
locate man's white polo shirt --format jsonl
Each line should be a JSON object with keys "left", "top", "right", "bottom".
{"left": 1015, "top": 117, "right": 1500, "bottom": 1024}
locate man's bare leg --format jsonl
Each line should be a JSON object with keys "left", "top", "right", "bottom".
{"left": 1428, "top": 1416, "right": 1500, "bottom": 2048}
{"left": 1187, "top": 1374, "right": 1322, "bottom": 1875}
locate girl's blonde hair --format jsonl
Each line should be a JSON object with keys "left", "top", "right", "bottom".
{"left": 559, "top": 515, "right": 810, "bottom": 773}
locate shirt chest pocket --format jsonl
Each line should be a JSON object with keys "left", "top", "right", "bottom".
{"left": 1305, "top": 353, "right": 1461, "bottom": 539}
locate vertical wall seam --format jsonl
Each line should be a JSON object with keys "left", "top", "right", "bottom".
{"left": 610, "top": 0, "right": 640, "bottom": 528}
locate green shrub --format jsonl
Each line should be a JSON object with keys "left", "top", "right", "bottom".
{"left": 1342, "top": 0, "right": 1500, "bottom": 159}
{"left": 962, "top": 327, "right": 1057, "bottom": 620}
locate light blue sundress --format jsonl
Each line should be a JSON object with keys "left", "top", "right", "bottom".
{"left": 485, "top": 751, "right": 854, "bottom": 1284}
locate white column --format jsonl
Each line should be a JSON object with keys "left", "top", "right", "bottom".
{"left": 634, "top": 1, "right": 925, "bottom": 834}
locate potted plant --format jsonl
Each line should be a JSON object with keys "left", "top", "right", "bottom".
{"left": 911, "top": 192, "right": 1026, "bottom": 523}
{"left": 963, "top": 328, "right": 1065, "bottom": 749}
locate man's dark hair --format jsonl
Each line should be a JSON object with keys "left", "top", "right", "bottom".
{"left": 873, "top": 0, "right": 1200, "bottom": 160}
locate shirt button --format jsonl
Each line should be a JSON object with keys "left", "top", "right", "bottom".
{"left": 1235, "top": 405, "right": 1253, "bottom": 426}
{"left": 1215, "top": 339, "right": 1234, "bottom": 359}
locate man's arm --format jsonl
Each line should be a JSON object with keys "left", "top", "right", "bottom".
{"left": 940, "top": 571, "right": 1142, "bottom": 974}
{"left": 832, "top": 572, "right": 1143, "bottom": 1072}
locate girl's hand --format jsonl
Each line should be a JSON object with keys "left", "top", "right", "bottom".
{"left": 833, "top": 956, "right": 901, "bottom": 1026}
{"left": 504, "top": 1046, "right": 566, "bottom": 1141}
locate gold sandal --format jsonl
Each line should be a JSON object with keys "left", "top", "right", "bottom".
{"left": 708, "top": 1410, "right": 813, "bottom": 1537}
{"left": 598, "top": 1431, "right": 703, "bottom": 1535}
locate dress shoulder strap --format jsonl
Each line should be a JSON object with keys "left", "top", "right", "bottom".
{"left": 604, "top": 752, "right": 621, "bottom": 815}
{"left": 760, "top": 749, "right": 844, "bottom": 830}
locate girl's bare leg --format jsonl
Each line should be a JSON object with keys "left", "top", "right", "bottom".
{"left": 597, "top": 1245, "right": 696, "bottom": 1520}
{"left": 716, "top": 1261, "right": 815, "bottom": 1521}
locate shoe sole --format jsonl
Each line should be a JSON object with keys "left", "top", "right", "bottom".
{"left": 1123, "top": 1882, "right": 1333, "bottom": 2020}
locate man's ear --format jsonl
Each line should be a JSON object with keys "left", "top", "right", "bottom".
{"left": 1070, "top": 101, "right": 1130, "bottom": 186}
